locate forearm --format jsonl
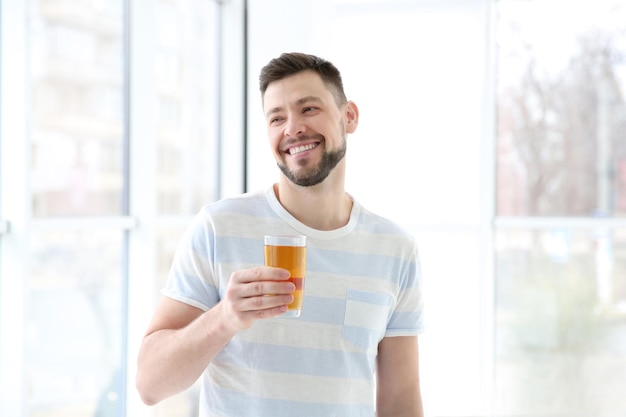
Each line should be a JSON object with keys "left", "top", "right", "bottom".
{"left": 136, "top": 303, "right": 236, "bottom": 405}
{"left": 377, "top": 392, "right": 424, "bottom": 417}
{"left": 136, "top": 267, "right": 293, "bottom": 405}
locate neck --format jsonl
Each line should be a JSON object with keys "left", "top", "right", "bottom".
{"left": 274, "top": 177, "right": 353, "bottom": 231}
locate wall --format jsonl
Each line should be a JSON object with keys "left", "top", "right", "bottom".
{"left": 246, "top": 1, "right": 494, "bottom": 415}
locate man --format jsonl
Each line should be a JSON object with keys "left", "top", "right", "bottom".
{"left": 136, "top": 52, "right": 425, "bottom": 417}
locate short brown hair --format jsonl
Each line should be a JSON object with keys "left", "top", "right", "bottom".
{"left": 259, "top": 52, "right": 347, "bottom": 107}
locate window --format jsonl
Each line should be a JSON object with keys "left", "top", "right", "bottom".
{"left": 27, "top": 2, "right": 128, "bottom": 415}
{"left": 495, "top": 0, "right": 626, "bottom": 415}
{"left": 0, "top": 0, "right": 223, "bottom": 416}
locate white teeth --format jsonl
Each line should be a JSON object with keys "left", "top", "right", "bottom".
{"left": 289, "top": 143, "right": 316, "bottom": 155}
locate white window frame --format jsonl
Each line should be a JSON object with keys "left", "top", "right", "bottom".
{"left": 0, "top": 1, "right": 30, "bottom": 415}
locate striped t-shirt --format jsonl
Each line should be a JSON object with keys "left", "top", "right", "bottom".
{"left": 163, "top": 187, "right": 424, "bottom": 417}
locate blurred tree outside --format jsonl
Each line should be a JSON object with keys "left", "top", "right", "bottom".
{"left": 497, "top": 5, "right": 626, "bottom": 217}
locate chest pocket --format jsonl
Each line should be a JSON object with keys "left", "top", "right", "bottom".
{"left": 342, "top": 289, "right": 392, "bottom": 351}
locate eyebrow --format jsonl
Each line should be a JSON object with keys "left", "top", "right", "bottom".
{"left": 265, "top": 95, "right": 323, "bottom": 118}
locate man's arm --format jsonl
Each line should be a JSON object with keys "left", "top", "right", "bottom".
{"left": 135, "top": 266, "right": 295, "bottom": 405}
{"left": 376, "top": 335, "right": 424, "bottom": 417}
{"left": 135, "top": 297, "right": 233, "bottom": 405}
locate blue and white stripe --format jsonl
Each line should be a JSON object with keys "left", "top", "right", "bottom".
{"left": 164, "top": 187, "right": 424, "bottom": 417}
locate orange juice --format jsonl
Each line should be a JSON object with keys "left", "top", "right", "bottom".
{"left": 264, "top": 236, "right": 306, "bottom": 317}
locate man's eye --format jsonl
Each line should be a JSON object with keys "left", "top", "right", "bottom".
{"left": 303, "top": 106, "right": 316, "bottom": 113}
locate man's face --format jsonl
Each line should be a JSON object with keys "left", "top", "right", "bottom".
{"left": 263, "top": 70, "right": 357, "bottom": 187}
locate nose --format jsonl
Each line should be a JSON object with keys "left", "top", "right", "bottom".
{"left": 284, "top": 115, "right": 305, "bottom": 138}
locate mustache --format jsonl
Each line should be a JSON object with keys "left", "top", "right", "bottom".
{"left": 283, "top": 134, "right": 324, "bottom": 146}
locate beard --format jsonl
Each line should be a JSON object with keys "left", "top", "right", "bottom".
{"left": 277, "top": 134, "right": 347, "bottom": 187}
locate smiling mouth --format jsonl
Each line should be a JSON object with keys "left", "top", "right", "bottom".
{"left": 287, "top": 143, "right": 318, "bottom": 155}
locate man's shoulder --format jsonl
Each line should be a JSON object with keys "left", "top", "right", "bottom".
{"left": 357, "top": 205, "right": 414, "bottom": 239}
{"left": 202, "top": 189, "right": 269, "bottom": 215}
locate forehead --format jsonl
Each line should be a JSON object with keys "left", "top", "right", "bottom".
{"left": 262, "top": 70, "right": 333, "bottom": 109}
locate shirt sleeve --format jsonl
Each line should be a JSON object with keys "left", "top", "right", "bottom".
{"left": 161, "top": 209, "right": 220, "bottom": 311}
{"left": 386, "top": 241, "right": 425, "bottom": 336}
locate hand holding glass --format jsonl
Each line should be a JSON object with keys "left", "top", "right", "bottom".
{"left": 264, "top": 235, "right": 306, "bottom": 317}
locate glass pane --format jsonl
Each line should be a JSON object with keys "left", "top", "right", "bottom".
{"left": 496, "top": 0, "right": 626, "bottom": 217}
{"left": 495, "top": 228, "right": 626, "bottom": 416}
{"left": 29, "top": 0, "right": 125, "bottom": 217}
{"left": 27, "top": 230, "right": 125, "bottom": 417}
{"left": 155, "top": 0, "right": 220, "bottom": 216}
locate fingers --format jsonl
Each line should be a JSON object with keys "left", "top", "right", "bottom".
{"left": 246, "top": 292, "right": 294, "bottom": 312}
{"left": 231, "top": 267, "right": 294, "bottom": 295}
{"left": 223, "top": 267, "right": 296, "bottom": 327}
{"left": 238, "top": 266, "right": 291, "bottom": 283}
{"left": 250, "top": 278, "right": 296, "bottom": 298}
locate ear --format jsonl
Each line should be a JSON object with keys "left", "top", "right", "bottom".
{"left": 344, "top": 101, "right": 359, "bottom": 134}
